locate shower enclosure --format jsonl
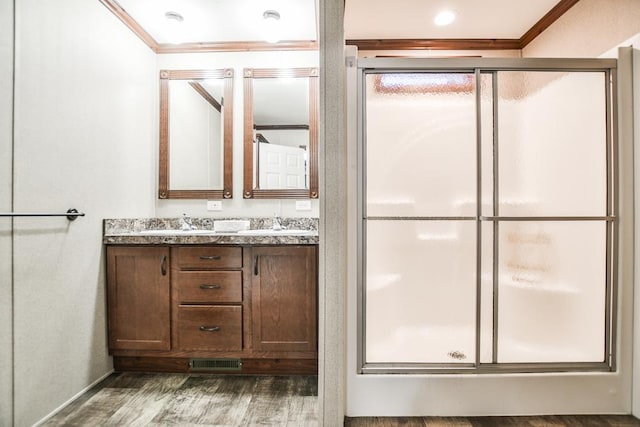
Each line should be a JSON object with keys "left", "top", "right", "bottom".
{"left": 357, "top": 58, "right": 617, "bottom": 373}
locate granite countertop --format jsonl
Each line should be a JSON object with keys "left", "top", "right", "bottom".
{"left": 103, "top": 217, "right": 319, "bottom": 245}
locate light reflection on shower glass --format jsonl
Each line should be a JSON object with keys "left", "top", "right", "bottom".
{"left": 365, "top": 72, "right": 477, "bottom": 217}
{"left": 497, "top": 221, "right": 606, "bottom": 363}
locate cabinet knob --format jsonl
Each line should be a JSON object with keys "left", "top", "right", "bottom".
{"left": 199, "top": 325, "right": 221, "bottom": 332}
{"left": 199, "top": 284, "right": 221, "bottom": 290}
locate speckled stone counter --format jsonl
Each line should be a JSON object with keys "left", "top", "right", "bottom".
{"left": 103, "top": 217, "right": 319, "bottom": 245}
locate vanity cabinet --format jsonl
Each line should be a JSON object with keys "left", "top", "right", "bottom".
{"left": 106, "top": 246, "right": 171, "bottom": 351}
{"left": 105, "top": 243, "right": 317, "bottom": 374}
{"left": 251, "top": 246, "right": 317, "bottom": 352}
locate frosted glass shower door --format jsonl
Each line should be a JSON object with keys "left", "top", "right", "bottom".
{"left": 360, "top": 62, "right": 616, "bottom": 372}
{"left": 363, "top": 73, "right": 478, "bottom": 364}
{"left": 494, "top": 71, "right": 611, "bottom": 363}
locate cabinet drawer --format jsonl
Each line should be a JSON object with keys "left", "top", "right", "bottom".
{"left": 176, "top": 271, "right": 242, "bottom": 303}
{"left": 177, "top": 305, "right": 242, "bottom": 351}
{"left": 173, "top": 246, "right": 242, "bottom": 270}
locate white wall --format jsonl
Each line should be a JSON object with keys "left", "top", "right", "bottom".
{"left": 156, "top": 51, "right": 320, "bottom": 219}
{"left": 522, "top": 0, "right": 640, "bottom": 58}
{"left": 0, "top": 0, "right": 14, "bottom": 425}
{"left": 12, "top": 0, "right": 156, "bottom": 425}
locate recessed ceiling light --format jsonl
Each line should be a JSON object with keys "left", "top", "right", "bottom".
{"left": 165, "top": 11, "right": 184, "bottom": 23}
{"left": 263, "top": 10, "right": 281, "bottom": 21}
{"left": 434, "top": 10, "right": 456, "bottom": 26}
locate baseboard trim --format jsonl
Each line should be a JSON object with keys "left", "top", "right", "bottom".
{"left": 32, "top": 369, "right": 115, "bottom": 427}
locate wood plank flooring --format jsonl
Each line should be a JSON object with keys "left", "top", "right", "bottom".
{"left": 42, "top": 373, "right": 318, "bottom": 426}
{"left": 344, "top": 415, "right": 640, "bottom": 427}
{"left": 42, "top": 372, "right": 640, "bottom": 426}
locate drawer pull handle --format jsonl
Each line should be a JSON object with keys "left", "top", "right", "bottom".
{"left": 161, "top": 255, "right": 167, "bottom": 276}
{"left": 254, "top": 255, "right": 259, "bottom": 275}
{"left": 199, "top": 284, "right": 221, "bottom": 290}
{"left": 199, "top": 255, "right": 221, "bottom": 260}
{"left": 199, "top": 325, "right": 221, "bottom": 332}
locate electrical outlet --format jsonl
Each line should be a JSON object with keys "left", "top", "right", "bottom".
{"left": 295, "top": 200, "right": 312, "bottom": 211}
{"left": 207, "top": 200, "right": 222, "bottom": 211}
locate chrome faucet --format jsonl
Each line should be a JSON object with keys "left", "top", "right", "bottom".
{"left": 180, "top": 213, "right": 196, "bottom": 231}
{"left": 272, "top": 213, "right": 284, "bottom": 230}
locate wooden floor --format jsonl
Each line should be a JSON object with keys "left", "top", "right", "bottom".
{"left": 42, "top": 372, "right": 318, "bottom": 426}
{"left": 42, "top": 372, "right": 640, "bottom": 426}
{"left": 344, "top": 415, "right": 640, "bottom": 427}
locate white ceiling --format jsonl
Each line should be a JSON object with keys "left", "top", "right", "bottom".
{"left": 110, "top": 0, "right": 567, "bottom": 45}
{"left": 344, "top": 0, "right": 563, "bottom": 40}
{"left": 115, "top": 0, "right": 317, "bottom": 44}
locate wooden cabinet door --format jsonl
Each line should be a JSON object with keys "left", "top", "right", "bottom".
{"left": 107, "top": 246, "right": 170, "bottom": 351}
{"left": 251, "top": 246, "right": 317, "bottom": 352}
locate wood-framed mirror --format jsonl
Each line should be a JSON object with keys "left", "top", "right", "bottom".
{"left": 159, "top": 69, "right": 233, "bottom": 199}
{"left": 243, "top": 68, "right": 318, "bottom": 199}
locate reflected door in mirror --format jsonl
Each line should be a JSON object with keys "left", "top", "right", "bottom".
{"left": 243, "top": 68, "right": 318, "bottom": 199}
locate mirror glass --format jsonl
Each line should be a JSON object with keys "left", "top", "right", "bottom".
{"left": 253, "top": 77, "right": 309, "bottom": 190}
{"left": 243, "top": 68, "right": 318, "bottom": 199}
{"left": 169, "top": 79, "right": 224, "bottom": 189}
{"left": 159, "top": 69, "right": 233, "bottom": 199}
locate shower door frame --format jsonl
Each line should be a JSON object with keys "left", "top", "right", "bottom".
{"left": 357, "top": 57, "right": 618, "bottom": 374}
